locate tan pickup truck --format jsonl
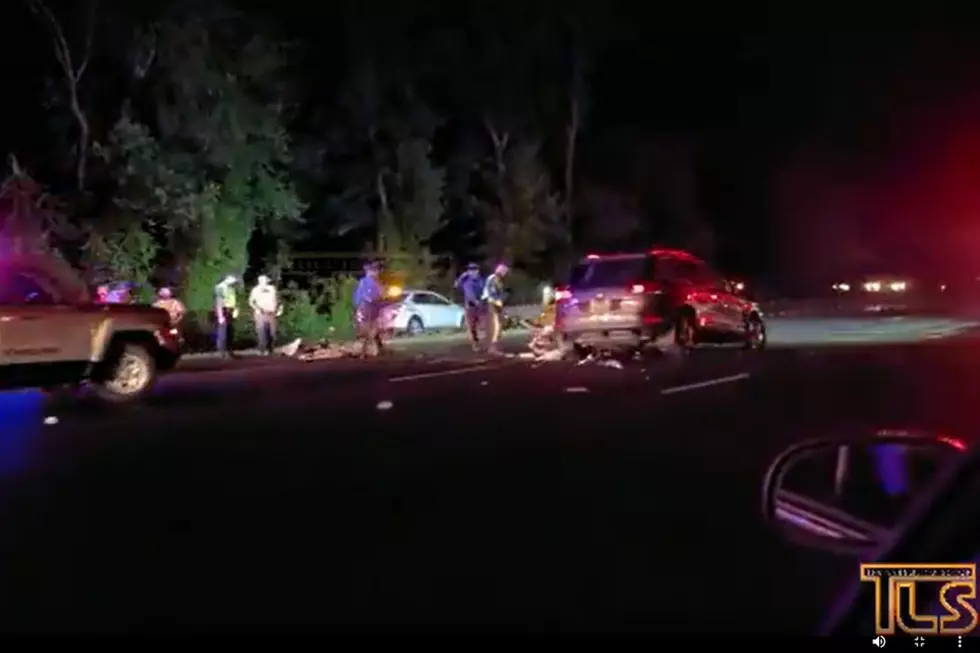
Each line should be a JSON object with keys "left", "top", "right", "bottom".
{"left": 0, "top": 254, "right": 181, "bottom": 402}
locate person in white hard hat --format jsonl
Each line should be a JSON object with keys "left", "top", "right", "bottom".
{"left": 249, "top": 274, "right": 282, "bottom": 355}
{"left": 153, "top": 286, "right": 186, "bottom": 326}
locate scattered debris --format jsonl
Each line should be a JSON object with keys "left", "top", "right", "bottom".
{"left": 517, "top": 352, "right": 536, "bottom": 360}
{"left": 598, "top": 359, "right": 623, "bottom": 369}
{"left": 278, "top": 338, "right": 303, "bottom": 357}
{"left": 536, "top": 348, "right": 565, "bottom": 362}
{"left": 376, "top": 400, "right": 393, "bottom": 410}
{"left": 652, "top": 328, "right": 681, "bottom": 356}
{"left": 43, "top": 416, "right": 59, "bottom": 426}
{"left": 576, "top": 353, "right": 596, "bottom": 366}
{"left": 282, "top": 338, "right": 380, "bottom": 361}
{"left": 480, "top": 381, "right": 488, "bottom": 386}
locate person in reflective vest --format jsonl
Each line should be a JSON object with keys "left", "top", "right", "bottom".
{"left": 153, "top": 287, "right": 186, "bottom": 326}
{"left": 214, "top": 274, "right": 239, "bottom": 358}
{"left": 454, "top": 262, "right": 484, "bottom": 351}
{"left": 481, "top": 262, "right": 509, "bottom": 353}
{"left": 249, "top": 275, "right": 282, "bottom": 356}
{"left": 353, "top": 262, "right": 384, "bottom": 357}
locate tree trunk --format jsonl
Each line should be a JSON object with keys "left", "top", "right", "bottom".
{"left": 29, "top": 0, "right": 96, "bottom": 193}
{"left": 563, "top": 50, "right": 583, "bottom": 232}
{"left": 69, "top": 86, "right": 90, "bottom": 192}
{"left": 375, "top": 171, "right": 392, "bottom": 253}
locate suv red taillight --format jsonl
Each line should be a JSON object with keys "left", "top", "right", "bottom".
{"left": 554, "top": 287, "right": 572, "bottom": 301}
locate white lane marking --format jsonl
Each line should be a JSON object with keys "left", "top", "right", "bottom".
{"left": 660, "top": 372, "right": 750, "bottom": 396}
{"left": 389, "top": 363, "right": 501, "bottom": 383}
{"left": 564, "top": 387, "right": 589, "bottom": 393}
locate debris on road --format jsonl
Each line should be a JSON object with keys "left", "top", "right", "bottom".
{"left": 43, "top": 416, "right": 59, "bottom": 426}
{"left": 278, "top": 338, "right": 303, "bottom": 357}
{"left": 536, "top": 348, "right": 565, "bottom": 362}
{"left": 518, "top": 321, "right": 682, "bottom": 366}
{"left": 564, "top": 386, "right": 589, "bottom": 393}
{"left": 279, "top": 338, "right": 381, "bottom": 361}
{"left": 651, "top": 328, "right": 680, "bottom": 355}
{"left": 376, "top": 400, "right": 393, "bottom": 411}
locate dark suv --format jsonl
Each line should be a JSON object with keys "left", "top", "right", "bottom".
{"left": 554, "top": 248, "right": 767, "bottom": 351}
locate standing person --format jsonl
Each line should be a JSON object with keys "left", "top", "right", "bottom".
{"left": 214, "top": 274, "right": 239, "bottom": 358}
{"left": 454, "top": 262, "right": 484, "bottom": 351}
{"left": 249, "top": 275, "right": 282, "bottom": 356}
{"left": 481, "top": 262, "right": 509, "bottom": 354}
{"left": 353, "top": 262, "right": 385, "bottom": 357}
{"left": 153, "top": 287, "right": 186, "bottom": 326}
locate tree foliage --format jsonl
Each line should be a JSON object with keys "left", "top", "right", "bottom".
{"left": 93, "top": 6, "right": 305, "bottom": 312}
{"left": 477, "top": 140, "right": 562, "bottom": 270}
{"left": 0, "top": 156, "right": 72, "bottom": 256}
{"left": 12, "top": 2, "right": 721, "bottom": 329}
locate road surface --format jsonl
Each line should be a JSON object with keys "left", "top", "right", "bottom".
{"left": 0, "top": 316, "right": 977, "bottom": 633}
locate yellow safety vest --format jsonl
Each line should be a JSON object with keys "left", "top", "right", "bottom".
{"left": 217, "top": 285, "right": 237, "bottom": 309}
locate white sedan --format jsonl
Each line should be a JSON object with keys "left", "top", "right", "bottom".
{"left": 380, "top": 290, "right": 467, "bottom": 336}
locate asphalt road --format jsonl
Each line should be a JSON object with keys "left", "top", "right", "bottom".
{"left": 0, "top": 324, "right": 979, "bottom": 633}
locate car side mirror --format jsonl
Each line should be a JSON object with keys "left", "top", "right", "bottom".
{"left": 761, "top": 433, "right": 966, "bottom": 556}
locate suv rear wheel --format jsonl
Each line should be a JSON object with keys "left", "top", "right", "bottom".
{"left": 675, "top": 312, "right": 699, "bottom": 351}
{"left": 743, "top": 314, "right": 767, "bottom": 350}
{"left": 91, "top": 342, "right": 157, "bottom": 403}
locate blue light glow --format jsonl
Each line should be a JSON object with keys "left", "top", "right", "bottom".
{"left": 0, "top": 389, "right": 44, "bottom": 476}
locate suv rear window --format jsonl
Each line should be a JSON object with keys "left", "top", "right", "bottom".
{"left": 569, "top": 256, "right": 654, "bottom": 290}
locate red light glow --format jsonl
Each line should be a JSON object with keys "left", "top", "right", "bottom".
{"left": 938, "top": 435, "right": 967, "bottom": 451}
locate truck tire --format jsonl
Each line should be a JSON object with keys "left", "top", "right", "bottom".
{"left": 90, "top": 342, "right": 157, "bottom": 403}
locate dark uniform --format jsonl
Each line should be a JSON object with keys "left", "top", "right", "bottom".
{"left": 454, "top": 263, "right": 485, "bottom": 349}
{"left": 353, "top": 263, "right": 385, "bottom": 356}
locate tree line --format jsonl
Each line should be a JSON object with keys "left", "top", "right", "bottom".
{"left": 1, "top": 0, "right": 718, "bottom": 329}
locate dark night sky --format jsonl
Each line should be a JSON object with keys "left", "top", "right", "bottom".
{"left": 6, "top": 1, "right": 980, "bottom": 282}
